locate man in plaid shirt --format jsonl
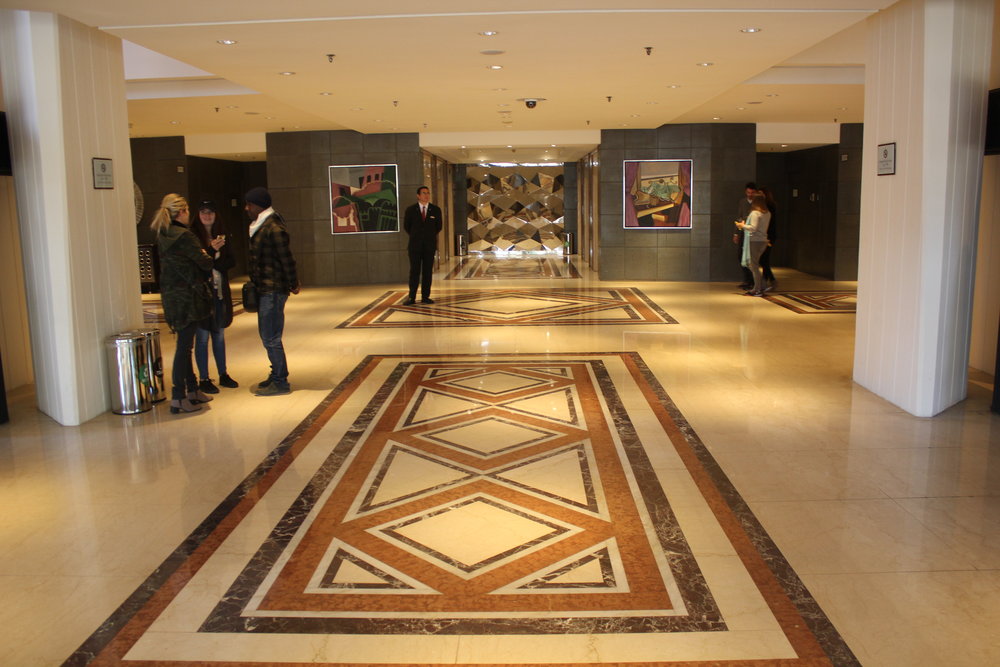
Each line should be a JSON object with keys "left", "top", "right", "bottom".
{"left": 245, "top": 187, "right": 300, "bottom": 396}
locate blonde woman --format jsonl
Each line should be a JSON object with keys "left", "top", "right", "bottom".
{"left": 735, "top": 193, "right": 772, "bottom": 296}
{"left": 151, "top": 194, "right": 215, "bottom": 413}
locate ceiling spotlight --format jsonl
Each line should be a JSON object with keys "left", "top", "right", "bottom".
{"left": 326, "top": 53, "right": 335, "bottom": 62}
{"left": 667, "top": 84, "right": 681, "bottom": 89}
{"left": 479, "top": 31, "right": 499, "bottom": 36}
{"left": 697, "top": 62, "right": 714, "bottom": 67}
{"left": 279, "top": 71, "right": 295, "bottom": 76}
{"left": 740, "top": 27, "right": 762, "bottom": 33}
{"left": 488, "top": 65, "right": 503, "bottom": 70}
{"left": 644, "top": 46, "right": 653, "bottom": 55}
{"left": 169, "top": 120, "right": 180, "bottom": 125}
{"left": 712, "top": 116, "right": 722, "bottom": 120}
{"left": 736, "top": 107, "right": 746, "bottom": 111}
{"left": 216, "top": 39, "right": 238, "bottom": 45}
{"left": 319, "top": 92, "right": 332, "bottom": 96}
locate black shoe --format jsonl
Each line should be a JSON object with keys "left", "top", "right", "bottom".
{"left": 218, "top": 374, "right": 239, "bottom": 388}
{"left": 421, "top": 297, "right": 435, "bottom": 304}
{"left": 199, "top": 379, "right": 220, "bottom": 394}
{"left": 403, "top": 297, "right": 416, "bottom": 305}
{"left": 257, "top": 377, "right": 273, "bottom": 389}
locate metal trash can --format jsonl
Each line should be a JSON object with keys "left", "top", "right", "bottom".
{"left": 563, "top": 232, "right": 575, "bottom": 255}
{"left": 131, "top": 327, "right": 166, "bottom": 403}
{"left": 455, "top": 234, "right": 468, "bottom": 256}
{"left": 105, "top": 333, "right": 152, "bottom": 415}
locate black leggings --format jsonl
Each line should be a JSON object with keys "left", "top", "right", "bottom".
{"left": 171, "top": 322, "right": 199, "bottom": 400}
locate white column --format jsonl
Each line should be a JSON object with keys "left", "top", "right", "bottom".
{"left": 0, "top": 10, "right": 141, "bottom": 425}
{"left": 854, "top": 0, "right": 994, "bottom": 417}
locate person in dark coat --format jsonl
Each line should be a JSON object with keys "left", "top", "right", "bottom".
{"left": 192, "top": 200, "right": 238, "bottom": 393}
{"left": 152, "top": 194, "right": 214, "bottom": 414}
{"left": 245, "top": 187, "right": 299, "bottom": 396}
{"left": 402, "top": 185, "right": 442, "bottom": 305}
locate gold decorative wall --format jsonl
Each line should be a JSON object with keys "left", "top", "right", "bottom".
{"left": 466, "top": 166, "right": 564, "bottom": 254}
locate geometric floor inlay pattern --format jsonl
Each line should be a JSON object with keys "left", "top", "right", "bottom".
{"left": 763, "top": 291, "right": 857, "bottom": 314}
{"left": 67, "top": 353, "right": 857, "bottom": 666}
{"left": 445, "top": 256, "right": 581, "bottom": 280}
{"left": 337, "top": 288, "right": 677, "bottom": 328}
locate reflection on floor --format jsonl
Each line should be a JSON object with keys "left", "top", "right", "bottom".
{"left": 446, "top": 256, "right": 581, "bottom": 280}
{"left": 763, "top": 291, "right": 857, "bottom": 314}
{"left": 337, "top": 288, "right": 675, "bottom": 329}
{"left": 2, "top": 264, "right": 999, "bottom": 667}
{"left": 68, "top": 353, "right": 855, "bottom": 664}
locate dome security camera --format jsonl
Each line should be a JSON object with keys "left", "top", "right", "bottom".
{"left": 525, "top": 99, "right": 538, "bottom": 109}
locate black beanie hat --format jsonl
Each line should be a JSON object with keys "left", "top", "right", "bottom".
{"left": 245, "top": 187, "right": 272, "bottom": 209}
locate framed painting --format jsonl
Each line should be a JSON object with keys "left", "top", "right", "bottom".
{"left": 623, "top": 159, "right": 692, "bottom": 229}
{"left": 329, "top": 164, "right": 399, "bottom": 234}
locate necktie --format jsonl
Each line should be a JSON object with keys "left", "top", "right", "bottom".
{"left": 421, "top": 206, "right": 426, "bottom": 220}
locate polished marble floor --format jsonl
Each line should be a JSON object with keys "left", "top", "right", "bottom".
{"left": 1, "top": 263, "right": 998, "bottom": 666}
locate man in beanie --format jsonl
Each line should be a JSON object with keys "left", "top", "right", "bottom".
{"left": 245, "top": 187, "right": 299, "bottom": 396}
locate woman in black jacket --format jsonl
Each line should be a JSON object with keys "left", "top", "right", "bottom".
{"left": 192, "top": 200, "right": 239, "bottom": 393}
{"left": 152, "top": 194, "right": 214, "bottom": 413}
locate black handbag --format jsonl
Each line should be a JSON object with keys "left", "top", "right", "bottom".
{"left": 242, "top": 281, "right": 259, "bottom": 313}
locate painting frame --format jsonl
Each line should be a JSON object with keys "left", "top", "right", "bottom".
{"left": 329, "top": 163, "right": 400, "bottom": 234}
{"left": 622, "top": 159, "right": 693, "bottom": 229}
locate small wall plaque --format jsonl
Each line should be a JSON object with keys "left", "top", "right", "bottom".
{"left": 877, "top": 143, "right": 896, "bottom": 176}
{"left": 92, "top": 158, "right": 114, "bottom": 189}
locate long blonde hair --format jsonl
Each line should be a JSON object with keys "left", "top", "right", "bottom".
{"left": 150, "top": 193, "right": 188, "bottom": 235}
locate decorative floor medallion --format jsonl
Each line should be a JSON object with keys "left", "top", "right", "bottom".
{"left": 142, "top": 295, "right": 245, "bottom": 324}
{"left": 66, "top": 353, "right": 856, "bottom": 666}
{"left": 446, "top": 256, "right": 581, "bottom": 280}
{"left": 338, "top": 288, "right": 676, "bottom": 328}
{"left": 763, "top": 292, "right": 857, "bottom": 314}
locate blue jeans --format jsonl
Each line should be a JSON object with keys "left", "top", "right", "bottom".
{"left": 195, "top": 298, "right": 228, "bottom": 379}
{"left": 258, "top": 292, "right": 289, "bottom": 387}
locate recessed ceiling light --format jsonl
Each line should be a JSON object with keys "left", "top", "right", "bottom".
{"left": 461, "top": 145, "right": 467, "bottom": 149}
{"left": 620, "top": 123, "right": 629, "bottom": 127}
{"left": 766, "top": 93, "right": 779, "bottom": 98}
{"left": 216, "top": 39, "right": 237, "bottom": 45}
{"left": 696, "top": 62, "right": 714, "bottom": 67}
{"left": 712, "top": 116, "right": 722, "bottom": 120}
{"left": 226, "top": 105, "right": 238, "bottom": 109}
{"left": 319, "top": 92, "right": 332, "bottom": 96}
{"left": 279, "top": 71, "right": 295, "bottom": 76}
{"left": 488, "top": 65, "right": 503, "bottom": 70}
{"left": 781, "top": 144, "right": 789, "bottom": 147}
{"left": 373, "top": 119, "right": 383, "bottom": 123}
{"left": 736, "top": 106, "right": 746, "bottom": 111}
{"left": 630, "top": 114, "right": 640, "bottom": 118}
{"left": 493, "top": 87, "right": 507, "bottom": 92}
{"left": 550, "top": 144, "right": 556, "bottom": 147}
{"left": 740, "top": 27, "right": 762, "bottom": 33}
{"left": 480, "top": 50, "right": 505, "bottom": 56}
{"left": 169, "top": 120, "right": 180, "bottom": 125}
{"left": 506, "top": 145, "right": 513, "bottom": 148}
{"left": 264, "top": 116, "right": 275, "bottom": 120}
{"left": 479, "top": 31, "right": 499, "bottom": 36}
{"left": 667, "top": 84, "right": 681, "bottom": 89}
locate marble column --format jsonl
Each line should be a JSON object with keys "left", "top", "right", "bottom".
{"left": 854, "top": 0, "right": 994, "bottom": 417}
{"left": 0, "top": 10, "right": 141, "bottom": 425}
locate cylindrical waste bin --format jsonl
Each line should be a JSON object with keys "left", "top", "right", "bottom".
{"left": 131, "top": 327, "right": 165, "bottom": 403}
{"left": 105, "top": 333, "right": 152, "bottom": 415}
{"left": 455, "top": 234, "right": 468, "bottom": 256}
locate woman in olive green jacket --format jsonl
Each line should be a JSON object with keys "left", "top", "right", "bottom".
{"left": 152, "top": 194, "right": 214, "bottom": 413}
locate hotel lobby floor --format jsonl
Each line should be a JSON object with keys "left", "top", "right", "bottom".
{"left": 1, "top": 264, "right": 998, "bottom": 666}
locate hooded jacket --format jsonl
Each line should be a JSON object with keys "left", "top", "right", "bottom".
{"left": 157, "top": 222, "right": 214, "bottom": 332}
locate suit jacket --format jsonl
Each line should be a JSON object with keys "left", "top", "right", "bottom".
{"left": 403, "top": 202, "right": 442, "bottom": 250}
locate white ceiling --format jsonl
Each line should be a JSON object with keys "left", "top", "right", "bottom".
{"left": 0, "top": 1, "right": 894, "bottom": 162}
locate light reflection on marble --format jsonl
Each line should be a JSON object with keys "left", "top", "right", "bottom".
{"left": 0, "top": 265, "right": 997, "bottom": 666}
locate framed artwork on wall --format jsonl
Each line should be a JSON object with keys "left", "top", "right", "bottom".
{"left": 329, "top": 164, "right": 399, "bottom": 234}
{"left": 623, "top": 159, "right": 692, "bottom": 229}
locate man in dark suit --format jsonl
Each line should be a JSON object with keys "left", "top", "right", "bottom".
{"left": 402, "top": 185, "right": 442, "bottom": 305}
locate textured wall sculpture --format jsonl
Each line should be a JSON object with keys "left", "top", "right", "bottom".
{"left": 466, "top": 166, "right": 564, "bottom": 254}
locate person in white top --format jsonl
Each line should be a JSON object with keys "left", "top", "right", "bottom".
{"left": 734, "top": 193, "right": 772, "bottom": 296}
